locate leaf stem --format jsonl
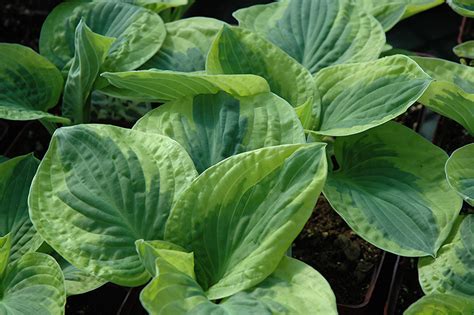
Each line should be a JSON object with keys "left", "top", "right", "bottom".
{"left": 39, "top": 119, "right": 57, "bottom": 135}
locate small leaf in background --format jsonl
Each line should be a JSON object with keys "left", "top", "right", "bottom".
{"left": 62, "top": 20, "right": 115, "bottom": 124}
{"left": 234, "top": 0, "right": 385, "bottom": 74}
{"left": 165, "top": 143, "right": 327, "bottom": 299}
{"left": 446, "top": 144, "right": 474, "bottom": 205}
{"left": 0, "top": 44, "right": 68, "bottom": 123}
{"left": 40, "top": 1, "right": 166, "bottom": 72}
{"left": 101, "top": 70, "right": 270, "bottom": 102}
{"left": 29, "top": 125, "right": 197, "bottom": 286}
{"left": 412, "top": 56, "right": 474, "bottom": 135}
{"left": 419, "top": 215, "right": 474, "bottom": 297}
{"left": 448, "top": 0, "right": 474, "bottom": 17}
{"left": 0, "top": 252, "right": 66, "bottom": 314}
{"left": 141, "top": 17, "right": 225, "bottom": 71}
{"left": 453, "top": 40, "right": 474, "bottom": 59}
{"left": 404, "top": 293, "right": 474, "bottom": 315}
{"left": 323, "top": 122, "right": 462, "bottom": 257}
{"left": 134, "top": 91, "right": 305, "bottom": 173}
{"left": 141, "top": 256, "right": 337, "bottom": 315}
{"left": 311, "top": 55, "right": 431, "bottom": 136}
{"left": 206, "top": 25, "right": 317, "bottom": 110}
{"left": 0, "top": 155, "right": 42, "bottom": 264}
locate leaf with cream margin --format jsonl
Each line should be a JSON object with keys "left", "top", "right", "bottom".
{"left": 101, "top": 70, "right": 270, "bottom": 102}
{"left": 29, "top": 125, "right": 197, "bottom": 286}
{"left": 206, "top": 25, "right": 317, "bottom": 110}
{"left": 133, "top": 91, "right": 305, "bottom": 173}
{"left": 0, "top": 155, "right": 42, "bottom": 264}
{"left": 233, "top": 0, "right": 385, "bottom": 74}
{"left": 141, "top": 17, "right": 224, "bottom": 71}
{"left": 412, "top": 56, "right": 474, "bottom": 135}
{"left": 418, "top": 215, "right": 474, "bottom": 297}
{"left": 0, "top": 44, "right": 68, "bottom": 123}
{"left": 140, "top": 255, "right": 337, "bottom": 315}
{"left": 448, "top": 0, "right": 474, "bottom": 17}
{"left": 445, "top": 144, "right": 474, "bottom": 206}
{"left": 323, "top": 122, "right": 462, "bottom": 257}
{"left": 165, "top": 143, "right": 327, "bottom": 299}
{"left": 309, "top": 55, "right": 431, "bottom": 136}
{"left": 40, "top": 1, "right": 165, "bottom": 72}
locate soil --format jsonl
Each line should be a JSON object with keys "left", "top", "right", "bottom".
{"left": 293, "top": 196, "right": 383, "bottom": 305}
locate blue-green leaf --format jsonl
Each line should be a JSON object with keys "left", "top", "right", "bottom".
{"left": 0, "top": 44, "right": 68, "bottom": 123}
{"left": 29, "top": 125, "right": 197, "bottom": 286}
{"left": 234, "top": 0, "right": 385, "bottom": 74}
{"left": 62, "top": 20, "right": 115, "bottom": 124}
{"left": 141, "top": 17, "right": 224, "bottom": 71}
{"left": 446, "top": 144, "right": 474, "bottom": 206}
{"left": 0, "top": 155, "right": 42, "bottom": 264}
{"left": 206, "top": 25, "right": 317, "bottom": 109}
{"left": 165, "top": 143, "right": 327, "bottom": 299}
{"left": 324, "top": 122, "right": 462, "bottom": 256}
{"left": 448, "top": 0, "right": 474, "bottom": 17}
{"left": 134, "top": 91, "right": 305, "bottom": 173}
{"left": 40, "top": 1, "right": 166, "bottom": 72}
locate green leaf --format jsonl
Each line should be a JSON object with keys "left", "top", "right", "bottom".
{"left": 448, "top": 0, "right": 474, "bottom": 17}
{"left": 29, "top": 125, "right": 197, "bottom": 286}
{"left": 40, "top": 1, "right": 166, "bottom": 72}
{"left": 135, "top": 240, "right": 195, "bottom": 278}
{"left": 206, "top": 25, "right": 317, "bottom": 109}
{"left": 418, "top": 215, "right": 474, "bottom": 297}
{"left": 323, "top": 122, "right": 462, "bottom": 257}
{"left": 233, "top": 0, "right": 385, "bottom": 74}
{"left": 401, "top": 0, "right": 444, "bottom": 18}
{"left": 141, "top": 17, "right": 224, "bottom": 71}
{"left": 0, "top": 252, "right": 66, "bottom": 315}
{"left": 133, "top": 91, "right": 305, "bottom": 173}
{"left": 0, "top": 44, "right": 68, "bottom": 123}
{"left": 68, "top": 0, "right": 190, "bottom": 14}
{"left": 446, "top": 144, "right": 474, "bottom": 206}
{"left": 454, "top": 41, "right": 474, "bottom": 59}
{"left": 0, "top": 157, "right": 7, "bottom": 163}
{"left": 311, "top": 55, "right": 431, "bottom": 136}
{"left": 55, "top": 254, "right": 106, "bottom": 296}
{"left": 101, "top": 70, "right": 270, "bottom": 102}
{"left": 412, "top": 56, "right": 474, "bottom": 135}
{"left": 165, "top": 143, "right": 327, "bottom": 299}
{"left": 0, "top": 155, "right": 42, "bottom": 264}
{"left": 404, "top": 294, "right": 474, "bottom": 315}
{"left": 62, "top": 20, "right": 115, "bottom": 124}
{"left": 140, "top": 256, "right": 337, "bottom": 315}
{"left": 0, "top": 235, "right": 11, "bottom": 277}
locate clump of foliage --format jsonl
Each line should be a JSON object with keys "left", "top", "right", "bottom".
{"left": 0, "top": 0, "right": 473, "bottom": 314}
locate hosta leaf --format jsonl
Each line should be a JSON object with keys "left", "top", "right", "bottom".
{"left": 135, "top": 240, "right": 195, "bottom": 278}
{"left": 0, "top": 157, "right": 7, "bottom": 163}
{"left": 62, "top": 20, "right": 115, "bottom": 124}
{"left": 360, "top": 0, "right": 443, "bottom": 31}
{"left": 0, "top": 155, "right": 42, "bottom": 264}
{"left": 311, "top": 55, "right": 431, "bottom": 136}
{"left": 404, "top": 294, "right": 474, "bottom": 315}
{"left": 40, "top": 1, "right": 165, "bottom": 72}
{"left": 206, "top": 25, "right": 317, "bottom": 109}
{"left": 165, "top": 143, "right": 327, "bottom": 299}
{"left": 412, "top": 57, "right": 474, "bottom": 135}
{"left": 141, "top": 17, "right": 224, "bottom": 71}
{"left": 29, "top": 125, "right": 197, "bottom": 286}
{"left": 140, "top": 256, "right": 337, "bottom": 315}
{"left": 0, "top": 252, "right": 66, "bottom": 315}
{"left": 101, "top": 70, "right": 270, "bottom": 102}
{"left": 55, "top": 255, "right": 106, "bottom": 296}
{"left": 418, "top": 215, "right": 474, "bottom": 297}
{"left": 323, "top": 122, "right": 462, "bottom": 257}
{"left": 233, "top": 0, "right": 385, "bottom": 74}
{"left": 446, "top": 144, "right": 474, "bottom": 206}
{"left": 454, "top": 40, "right": 474, "bottom": 59}
{"left": 448, "top": 0, "right": 474, "bottom": 17}
{"left": 0, "top": 235, "right": 10, "bottom": 276}
{"left": 0, "top": 44, "right": 67, "bottom": 123}
{"left": 133, "top": 91, "right": 305, "bottom": 173}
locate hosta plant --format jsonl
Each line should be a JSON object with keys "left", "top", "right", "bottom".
{"left": 0, "top": 0, "right": 472, "bottom": 314}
